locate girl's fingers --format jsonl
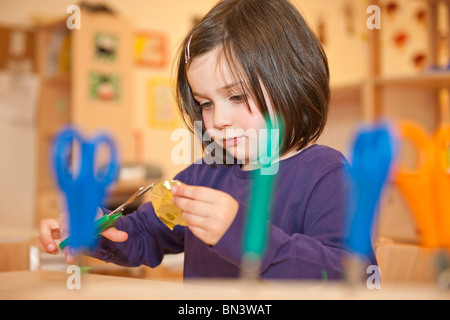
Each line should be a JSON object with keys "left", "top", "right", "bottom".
{"left": 173, "top": 196, "right": 211, "bottom": 217}
{"left": 182, "top": 211, "right": 208, "bottom": 228}
{"left": 51, "top": 227, "right": 61, "bottom": 240}
{"left": 172, "top": 184, "right": 217, "bottom": 203}
{"left": 39, "top": 219, "right": 60, "bottom": 254}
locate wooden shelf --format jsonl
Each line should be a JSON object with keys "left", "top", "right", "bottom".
{"left": 43, "top": 75, "right": 71, "bottom": 84}
{"left": 330, "top": 82, "right": 363, "bottom": 104}
{"left": 419, "top": 0, "right": 450, "bottom": 3}
{"left": 375, "top": 72, "right": 450, "bottom": 89}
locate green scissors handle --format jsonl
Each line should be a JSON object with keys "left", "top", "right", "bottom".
{"left": 95, "top": 211, "right": 123, "bottom": 234}
{"left": 59, "top": 211, "right": 123, "bottom": 250}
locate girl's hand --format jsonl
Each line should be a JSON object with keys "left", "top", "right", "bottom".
{"left": 38, "top": 212, "right": 128, "bottom": 264}
{"left": 172, "top": 184, "right": 238, "bottom": 246}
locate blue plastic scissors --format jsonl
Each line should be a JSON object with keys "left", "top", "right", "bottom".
{"left": 52, "top": 126, "right": 119, "bottom": 251}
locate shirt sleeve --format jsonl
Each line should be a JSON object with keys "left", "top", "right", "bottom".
{"left": 89, "top": 169, "right": 194, "bottom": 268}
{"left": 89, "top": 202, "right": 186, "bottom": 268}
{"left": 211, "top": 166, "right": 350, "bottom": 280}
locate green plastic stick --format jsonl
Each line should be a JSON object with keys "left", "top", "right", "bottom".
{"left": 242, "top": 115, "right": 282, "bottom": 278}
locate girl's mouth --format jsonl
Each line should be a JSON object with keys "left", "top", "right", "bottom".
{"left": 223, "top": 136, "right": 243, "bottom": 147}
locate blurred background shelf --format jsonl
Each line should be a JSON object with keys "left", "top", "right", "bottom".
{"left": 376, "top": 72, "right": 450, "bottom": 88}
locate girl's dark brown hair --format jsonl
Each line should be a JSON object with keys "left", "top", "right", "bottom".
{"left": 175, "top": 0, "right": 330, "bottom": 157}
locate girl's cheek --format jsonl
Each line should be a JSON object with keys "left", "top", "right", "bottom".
{"left": 202, "top": 114, "right": 212, "bottom": 131}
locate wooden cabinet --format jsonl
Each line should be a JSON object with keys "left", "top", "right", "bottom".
{"left": 34, "top": 11, "right": 134, "bottom": 224}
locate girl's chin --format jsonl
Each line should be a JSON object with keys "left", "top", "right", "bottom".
{"left": 225, "top": 148, "right": 255, "bottom": 164}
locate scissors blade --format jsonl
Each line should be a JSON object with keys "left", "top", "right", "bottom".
{"left": 138, "top": 183, "right": 155, "bottom": 197}
{"left": 107, "top": 183, "right": 155, "bottom": 217}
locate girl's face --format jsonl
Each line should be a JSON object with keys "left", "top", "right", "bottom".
{"left": 187, "top": 47, "right": 270, "bottom": 166}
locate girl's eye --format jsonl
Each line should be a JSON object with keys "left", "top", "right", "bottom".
{"left": 229, "top": 95, "right": 246, "bottom": 103}
{"left": 200, "top": 101, "right": 213, "bottom": 110}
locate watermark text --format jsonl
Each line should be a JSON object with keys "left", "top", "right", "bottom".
{"left": 67, "top": 5, "right": 81, "bottom": 30}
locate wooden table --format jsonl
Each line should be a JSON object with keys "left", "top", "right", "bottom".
{"left": 0, "top": 270, "right": 449, "bottom": 300}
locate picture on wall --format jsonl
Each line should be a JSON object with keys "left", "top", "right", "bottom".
{"left": 94, "top": 32, "right": 118, "bottom": 61}
{"left": 134, "top": 31, "right": 168, "bottom": 68}
{"left": 89, "top": 71, "right": 120, "bottom": 102}
{"left": 147, "top": 78, "right": 179, "bottom": 129}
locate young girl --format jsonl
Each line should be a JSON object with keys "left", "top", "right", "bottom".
{"left": 40, "top": 0, "right": 375, "bottom": 279}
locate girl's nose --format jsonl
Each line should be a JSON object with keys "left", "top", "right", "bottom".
{"left": 213, "top": 103, "right": 233, "bottom": 129}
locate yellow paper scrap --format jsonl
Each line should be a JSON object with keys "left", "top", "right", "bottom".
{"left": 150, "top": 180, "right": 187, "bottom": 230}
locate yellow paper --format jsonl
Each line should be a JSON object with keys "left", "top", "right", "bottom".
{"left": 150, "top": 180, "right": 187, "bottom": 230}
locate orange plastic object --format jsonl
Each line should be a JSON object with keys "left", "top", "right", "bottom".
{"left": 393, "top": 121, "right": 440, "bottom": 248}
{"left": 433, "top": 126, "right": 450, "bottom": 248}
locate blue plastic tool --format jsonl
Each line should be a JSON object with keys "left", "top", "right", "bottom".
{"left": 344, "top": 123, "right": 395, "bottom": 260}
{"left": 52, "top": 126, "right": 119, "bottom": 251}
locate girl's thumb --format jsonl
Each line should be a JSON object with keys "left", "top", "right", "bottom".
{"left": 101, "top": 227, "right": 129, "bottom": 242}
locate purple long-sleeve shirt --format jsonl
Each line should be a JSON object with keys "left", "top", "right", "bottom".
{"left": 91, "top": 144, "right": 372, "bottom": 280}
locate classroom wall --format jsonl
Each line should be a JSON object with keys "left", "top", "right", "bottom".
{"left": 0, "top": 0, "right": 445, "bottom": 237}
{"left": 1, "top": 0, "right": 362, "bottom": 229}
{"left": 0, "top": 109, "right": 36, "bottom": 229}
{"left": 0, "top": 0, "right": 217, "bottom": 229}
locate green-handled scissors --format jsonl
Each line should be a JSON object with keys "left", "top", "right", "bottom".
{"left": 59, "top": 183, "right": 155, "bottom": 250}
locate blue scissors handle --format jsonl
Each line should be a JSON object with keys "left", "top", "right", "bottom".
{"left": 52, "top": 126, "right": 119, "bottom": 250}
{"left": 52, "top": 127, "right": 82, "bottom": 190}
{"left": 88, "top": 133, "right": 119, "bottom": 187}
{"left": 52, "top": 127, "right": 119, "bottom": 190}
